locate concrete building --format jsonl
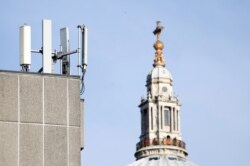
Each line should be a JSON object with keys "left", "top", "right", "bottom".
{"left": 127, "top": 22, "right": 198, "bottom": 166}
{"left": 0, "top": 70, "right": 83, "bottom": 166}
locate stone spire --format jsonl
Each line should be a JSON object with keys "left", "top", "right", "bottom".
{"left": 134, "top": 22, "right": 188, "bottom": 160}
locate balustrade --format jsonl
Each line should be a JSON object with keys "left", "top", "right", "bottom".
{"left": 136, "top": 137, "right": 186, "bottom": 150}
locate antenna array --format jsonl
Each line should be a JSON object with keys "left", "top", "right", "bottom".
{"left": 19, "top": 19, "right": 88, "bottom": 76}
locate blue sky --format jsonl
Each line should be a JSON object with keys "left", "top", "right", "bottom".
{"left": 1, "top": 0, "right": 250, "bottom": 166}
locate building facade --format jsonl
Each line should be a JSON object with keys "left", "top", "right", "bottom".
{"left": 128, "top": 23, "right": 197, "bottom": 166}
{"left": 0, "top": 70, "right": 83, "bottom": 166}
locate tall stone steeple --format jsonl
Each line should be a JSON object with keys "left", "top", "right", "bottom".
{"left": 134, "top": 22, "right": 188, "bottom": 160}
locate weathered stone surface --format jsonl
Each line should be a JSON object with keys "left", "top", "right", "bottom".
{"left": 44, "top": 77, "right": 67, "bottom": 125}
{"left": 0, "top": 123, "right": 18, "bottom": 166}
{"left": 20, "top": 124, "right": 43, "bottom": 166}
{"left": 20, "top": 75, "right": 43, "bottom": 123}
{"left": 80, "top": 100, "right": 84, "bottom": 149}
{"left": 0, "top": 73, "right": 18, "bottom": 122}
{"left": 0, "top": 71, "right": 82, "bottom": 166}
{"left": 69, "top": 79, "right": 81, "bottom": 127}
{"left": 44, "top": 125, "right": 67, "bottom": 166}
{"left": 69, "top": 127, "right": 80, "bottom": 166}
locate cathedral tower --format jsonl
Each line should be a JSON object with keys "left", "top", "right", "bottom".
{"left": 128, "top": 22, "right": 197, "bottom": 166}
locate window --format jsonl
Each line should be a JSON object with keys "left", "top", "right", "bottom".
{"left": 151, "top": 107, "right": 153, "bottom": 130}
{"left": 176, "top": 110, "right": 179, "bottom": 131}
{"left": 161, "top": 106, "right": 163, "bottom": 129}
{"left": 141, "top": 109, "right": 148, "bottom": 133}
{"left": 149, "top": 157, "right": 159, "bottom": 161}
{"left": 170, "top": 108, "right": 172, "bottom": 131}
{"left": 173, "top": 108, "right": 176, "bottom": 130}
{"left": 164, "top": 108, "right": 170, "bottom": 126}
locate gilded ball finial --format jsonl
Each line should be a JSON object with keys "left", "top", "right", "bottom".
{"left": 153, "top": 40, "right": 164, "bottom": 50}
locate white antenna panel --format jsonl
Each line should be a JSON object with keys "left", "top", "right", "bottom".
{"left": 42, "top": 19, "right": 52, "bottom": 73}
{"left": 60, "top": 27, "right": 69, "bottom": 53}
{"left": 81, "top": 26, "right": 88, "bottom": 68}
{"left": 20, "top": 25, "right": 31, "bottom": 65}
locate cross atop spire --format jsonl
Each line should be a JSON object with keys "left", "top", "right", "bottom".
{"left": 153, "top": 21, "right": 164, "bottom": 40}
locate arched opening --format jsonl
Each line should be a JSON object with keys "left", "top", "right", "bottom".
{"left": 166, "top": 135, "right": 171, "bottom": 145}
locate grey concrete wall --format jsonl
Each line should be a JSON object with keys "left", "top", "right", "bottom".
{"left": 0, "top": 70, "right": 83, "bottom": 166}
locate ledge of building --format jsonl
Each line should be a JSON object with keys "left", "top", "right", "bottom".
{"left": 0, "top": 69, "right": 80, "bottom": 79}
